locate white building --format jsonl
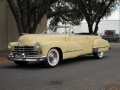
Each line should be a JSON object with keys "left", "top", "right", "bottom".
{"left": 79, "top": 20, "right": 120, "bottom": 35}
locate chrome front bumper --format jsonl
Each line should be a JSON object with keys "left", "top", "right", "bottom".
{"left": 7, "top": 53, "right": 46, "bottom": 62}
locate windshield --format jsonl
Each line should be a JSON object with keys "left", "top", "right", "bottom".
{"left": 43, "top": 28, "right": 53, "bottom": 34}
{"left": 43, "top": 27, "right": 69, "bottom": 34}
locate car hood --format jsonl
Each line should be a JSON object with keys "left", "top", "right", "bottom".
{"left": 18, "top": 34, "right": 66, "bottom": 45}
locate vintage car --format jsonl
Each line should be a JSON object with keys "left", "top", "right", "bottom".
{"left": 7, "top": 26, "right": 111, "bottom": 67}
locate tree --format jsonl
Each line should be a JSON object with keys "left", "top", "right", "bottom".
{"left": 7, "top": 0, "right": 58, "bottom": 36}
{"left": 47, "top": 0, "right": 84, "bottom": 26}
{"left": 48, "top": 0, "right": 119, "bottom": 34}
{"left": 78, "top": 0, "right": 119, "bottom": 34}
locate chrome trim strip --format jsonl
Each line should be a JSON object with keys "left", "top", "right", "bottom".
{"left": 63, "top": 49, "right": 83, "bottom": 53}
{"left": 7, "top": 56, "right": 46, "bottom": 61}
{"left": 93, "top": 46, "right": 110, "bottom": 49}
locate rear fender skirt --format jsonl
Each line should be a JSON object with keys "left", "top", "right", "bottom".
{"left": 93, "top": 46, "right": 110, "bottom": 53}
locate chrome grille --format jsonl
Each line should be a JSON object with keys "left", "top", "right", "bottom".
{"left": 12, "top": 46, "right": 38, "bottom": 55}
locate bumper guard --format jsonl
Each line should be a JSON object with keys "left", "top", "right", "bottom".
{"left": 6, "top": 53, "right": 46, "bottom": 62}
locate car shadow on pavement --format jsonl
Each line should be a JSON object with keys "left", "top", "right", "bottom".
{"left": 1, "top": 62, "right": 47, "bottom": 69}
{"left": 1, "top": 55, "right": 108, "bottom": 69}
{"left": 59, "top": 55, "right": 108, "bottom": 66}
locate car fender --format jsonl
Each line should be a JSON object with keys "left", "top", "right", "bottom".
{"left": 93, "top": 39, "right": 110, "bottom": 53}
{"left": 40, "top": 41, "right": 83, "bottom": 59}
{"left": 9, "top": 42, "right": 18, "bottom": 50}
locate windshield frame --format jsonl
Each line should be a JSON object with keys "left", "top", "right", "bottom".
{"left": 43, "top": 26, "right": 71, "bottom": 34}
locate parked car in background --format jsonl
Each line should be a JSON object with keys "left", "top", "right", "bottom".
{"left": 102, "top": 35, "right": 119, "bottom": 42}
{"left": 7, "top": 26, "right": 111, "bottom": 67}
{"left": 101, "top": 30, "right": 120, "bottom": 42}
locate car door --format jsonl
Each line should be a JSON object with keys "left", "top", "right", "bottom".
{"left": 70, "top": 35, "right": 93, "bottom": 55}
{"left": 69, "top": 27, "right": 93, "bottom": 55}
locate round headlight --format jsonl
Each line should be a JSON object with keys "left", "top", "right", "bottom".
{"left": 18, "top": 40, "right": 21, "bottom": 46}
{"left": 8, "top": 44, "right": 11, "bottom": 49}
{"left": 35, "top": 42, "right": 40, "bottom": 49}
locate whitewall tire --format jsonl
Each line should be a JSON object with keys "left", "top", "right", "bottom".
{"left": 93, "top": 52, "right": 104, "bottom": 59}
{"left": 45, "top": 49, "right": 60, "bottom": 67}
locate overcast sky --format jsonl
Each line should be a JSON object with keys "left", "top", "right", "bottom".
{"left": 104, "top": 6, "right": 120, "bottom": 20}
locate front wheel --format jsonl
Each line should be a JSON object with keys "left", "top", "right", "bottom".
{"left": 44, "top": 49, "right": 60, "bottom": 67}
{"left": 93, "top": 52, "right": 104, "bottom": 59}
{"left": 14, "top": 61, "right": 28, "bottom": 66}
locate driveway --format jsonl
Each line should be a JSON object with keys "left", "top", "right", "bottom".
{"left": 0, "top": 43, "right": 120, "bottom": 90}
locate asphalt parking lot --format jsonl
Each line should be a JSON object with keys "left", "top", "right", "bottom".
{"left": 0, "top": 43, "right": 120, "bottom": 90}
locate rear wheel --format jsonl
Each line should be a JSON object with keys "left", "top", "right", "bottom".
{"left": 93, "top": 52, "right": 104, "bottom": 59}
{"left": 14, "top": 61, "right": 28, "bottom": 66}
{"left": 44, "top": 49, "right": 60, "bottom": 67}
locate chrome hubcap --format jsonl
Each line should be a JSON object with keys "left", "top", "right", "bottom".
{"left": 48, "top": 51, "right": 57, "bottom": 64}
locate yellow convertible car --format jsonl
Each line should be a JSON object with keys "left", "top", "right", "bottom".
{"left": 7, "top": 26, "right": 111, "bottom": 67}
